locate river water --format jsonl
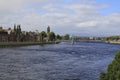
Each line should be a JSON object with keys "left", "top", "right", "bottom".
{"left": 0, "top": 42, "right": 120, "bottom": 80}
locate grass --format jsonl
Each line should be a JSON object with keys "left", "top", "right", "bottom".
{"left": 0, "top": 41, "right": 60, "bottom": 48}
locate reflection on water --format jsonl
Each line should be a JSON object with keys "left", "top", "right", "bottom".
{"left": 0, "top": 42, "right": 120, "bottom": 80}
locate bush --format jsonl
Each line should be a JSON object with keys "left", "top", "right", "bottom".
{"left": 100, "top": 51, "right": 120, "bottom": 80}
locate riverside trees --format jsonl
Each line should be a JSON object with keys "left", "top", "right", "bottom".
{"left": 39, "top": 26, "right": 70, "bottom": 42}
{"left": 105, "top": 36, "right": 120, "bottom": 41}
{"left": 39, "top": 31, "right": 47, "bottom": 42}
{"left": 56, "top": 34, "right": 62, "bottom": 40}
{"left": 64, "top": 34, "right": 70, "bottom": 40}
{"left": 39, "top": 31, "right": 56, "bottom": 42}
{"left": 100, "top": 51, "right": 120, "bottom": 80}
{"left": 48, "top": 32, "right": 56, "bottom": 41}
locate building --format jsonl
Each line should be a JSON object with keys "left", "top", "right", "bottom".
{"left": 47, "top": 26, "right": 50, "bottom": 34}
{"left": 47, "top": 26, "right": 50, "bottom": 42}
{"left": 0, "top": 27, "right": 8, "bottom": 42}
{"left": 0, "top": 24, "right": 22, "bottom": 42}
{"left": 0, "top": 25, "right": 51, "bottom": 42}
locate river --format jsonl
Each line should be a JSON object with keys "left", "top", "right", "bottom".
{"left": 0, "top": 42, "right": 120, "bottom": 80}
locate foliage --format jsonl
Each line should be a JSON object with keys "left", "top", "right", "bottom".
{"left": 48, "top": 32, "right": 56, "bottom": 41}
{"left": 64, "top": 34, "right": 70, "bottom": 40}
{"left": 100, "top": 51, "right": 120, "bottom": 80}
{"left": 56, "top": 34, "right": 62, "bottom": 40}
{"left": 39, "top": 31, "right": 47, "bottom": 41}
{"left": 100, "top": 72, "right": 106, "bottom": 80}
{"left": 105, "top": 36, "right": 120, "bottom": 41}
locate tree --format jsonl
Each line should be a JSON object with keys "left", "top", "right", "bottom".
{"left": 20, "top": 33, "right": 26, "bottom": 42}
{"left": 100, "top": 72, "right": 106, "bottom": 80}
{"left": 48, "top": 32, "right": 56, "bottom": 41}
{"left": 56, "top": 34, "right": 62, "bottom": 40}
{"left": 39, "top": 31, "right": 47, "bottom": 42}
{"left": 100, "top": 51, "right": 120, "bottom": 80}
{"left": 64, "top": 34, "right": 70, "bottom": 40}
{"left": 105, "top": 36, "right": 120, "bottom": 41}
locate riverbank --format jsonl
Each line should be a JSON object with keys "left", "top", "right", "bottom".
{"left": 0, "top": 41, "right": 60, "bottom": 48}
{"left": 105, "top": 41, "right": 120, "bottom": 44}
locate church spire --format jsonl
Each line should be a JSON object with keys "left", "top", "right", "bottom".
{"left": 47, "top": 26, "right": 50, "bottom": 33}
{"left": 14, "top": 24, "right": 16, "bottom": 31}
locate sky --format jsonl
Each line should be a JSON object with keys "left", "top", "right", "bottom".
{"left": 0, "top": 0, "right": 120, "bottom": 37}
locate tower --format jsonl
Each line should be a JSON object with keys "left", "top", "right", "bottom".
{"left": 16, "top": 24, "right": 21, "bottom": 33}
{"left": 16, "top": 24, "right": 21, "bottom": 42}
{"left": 47, "top": 26, "right": 50, "bottom": 42}
{"left": 47, "top": 26, "right": 50, "bottom": 34}
{"left": 14, "top": 24, "right": 16, "bottom": 31}
{"left": 18, "top": 24, "right": 21, "bottom": 32}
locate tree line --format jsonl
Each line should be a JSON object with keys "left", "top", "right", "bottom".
{"left": 39, "top": 31, "right": 70, "bottom": 42}
{"left": 105, "top": 36, "right": 120, "bottom": 41}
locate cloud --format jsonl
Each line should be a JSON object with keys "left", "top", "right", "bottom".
{"left": 77, "top": 21, "right": 99, "bottom": 27}
{"left": 0, "top": 0, "right": 119, "bottom": 36}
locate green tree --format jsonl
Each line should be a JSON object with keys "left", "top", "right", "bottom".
{"left": 100, "top": 72, "right": 106, "bottom": 80}
{"left": 48, "top": 32, "right": 56, "bottom": 41}
{"left": 20, "top": 33, "right": 26, "bottom": 42}
{"left": 100, "top": 51, "right": 120, "bottom": 80}
{"left": 64, "top": 34, "right": 70, "bottom": 40}
{"left": 56, "top": 34, "right": 62, "bottom": 40}
{"left": 39, "top": 31, "right": 47, "bottom": 42}
{"left": 105, "top": 36, "right": 120, "bottom": 41}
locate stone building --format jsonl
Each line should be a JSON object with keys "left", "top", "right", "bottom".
{"left": 0, "top": 24, "right": 42, "bottom": 42}
{"left": 8, "top": 24, "right": 22, "bottom": 42}
{"left": 0, "top": 27, "right": 8, "bottom": 42}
